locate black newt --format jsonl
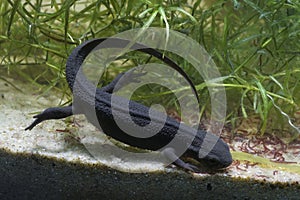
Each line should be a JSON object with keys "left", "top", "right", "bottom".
{"left": 26, "top": 38, "right": 232, "bottom": 172}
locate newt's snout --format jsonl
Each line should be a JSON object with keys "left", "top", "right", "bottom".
{"left": 191, "top": 132, "right": 232, "bottom": 170}
{"left": 202, "top": 137, "right": 233, "bottom": 169}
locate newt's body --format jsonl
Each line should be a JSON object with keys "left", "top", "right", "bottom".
{"left": 26, "top": 38, "right": 232, "bottom": 172}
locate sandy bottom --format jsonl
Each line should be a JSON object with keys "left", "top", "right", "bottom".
{"left": 0, "top": 76, "right": 299, "bottom": 199}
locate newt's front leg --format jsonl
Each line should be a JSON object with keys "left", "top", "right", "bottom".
{"left": 162, "top": 147, "right": 201, "bottom": 173}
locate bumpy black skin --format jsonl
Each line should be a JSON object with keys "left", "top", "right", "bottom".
{"left": 26, "top": 38, "right": 232, "bottom": 171}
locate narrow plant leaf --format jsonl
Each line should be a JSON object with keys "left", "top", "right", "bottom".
{"left": 7, "top": 0, "right": 21, "bottom": 37}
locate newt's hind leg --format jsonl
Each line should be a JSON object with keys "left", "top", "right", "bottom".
{"left": 100, "top": 70, "right": 147, "bottom": 93}
{"left": 100, "top": 73, "right": 125, "bottom": 93}
{"left": 25, "top": 106, "right": 72, "bottom": 131}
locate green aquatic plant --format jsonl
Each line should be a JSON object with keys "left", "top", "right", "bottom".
{"left": 1, "top": 0, "right": 299, "bottom": 137}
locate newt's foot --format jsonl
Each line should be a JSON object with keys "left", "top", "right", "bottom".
{"left": 175, "top": 161, "right": 201, "bottom": 173}
{"left": 162, "top": 147, "right": 201, "bottom": 173}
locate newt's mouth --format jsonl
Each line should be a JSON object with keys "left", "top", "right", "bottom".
{"left": 208, "top": 159, "right": 232, "bottom": 169}
{"left": 181, "top": 154, "right": 232, "bottom": 172}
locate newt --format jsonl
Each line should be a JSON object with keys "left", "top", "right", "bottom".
{"left": 26, "top": 38, "right": 232, "bottom": 172}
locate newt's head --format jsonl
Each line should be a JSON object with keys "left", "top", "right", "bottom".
{"left": 188, "top": 131, "right": 233, "bottom": 170}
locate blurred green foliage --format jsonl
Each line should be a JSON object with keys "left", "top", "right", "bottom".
{"left": 1, "top": 0, "right": 299, "bottom": 137}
